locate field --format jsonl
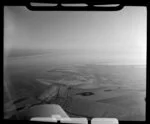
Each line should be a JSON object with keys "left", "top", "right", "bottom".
{"left": 4, "top": 52, "right": 146, "bottom": 120}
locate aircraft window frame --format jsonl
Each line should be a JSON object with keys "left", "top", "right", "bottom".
{"left": 3, "top": 1, "right": 148, "bottom": 124}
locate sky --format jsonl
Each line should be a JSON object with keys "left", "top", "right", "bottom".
{"left": 4, "top": 6, "right": 146, "bottom": 64}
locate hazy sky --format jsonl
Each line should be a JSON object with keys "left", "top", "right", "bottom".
{"left": 4, "top": 6, "right": 146, "bottom": 64}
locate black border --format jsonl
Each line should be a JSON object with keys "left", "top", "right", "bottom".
{"left": 2, "top": 1, "right": 149, "bottom": 124}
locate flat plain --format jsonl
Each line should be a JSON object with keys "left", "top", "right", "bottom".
{"left": 4, "top": 52, "right": 146, "bottom": 120}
